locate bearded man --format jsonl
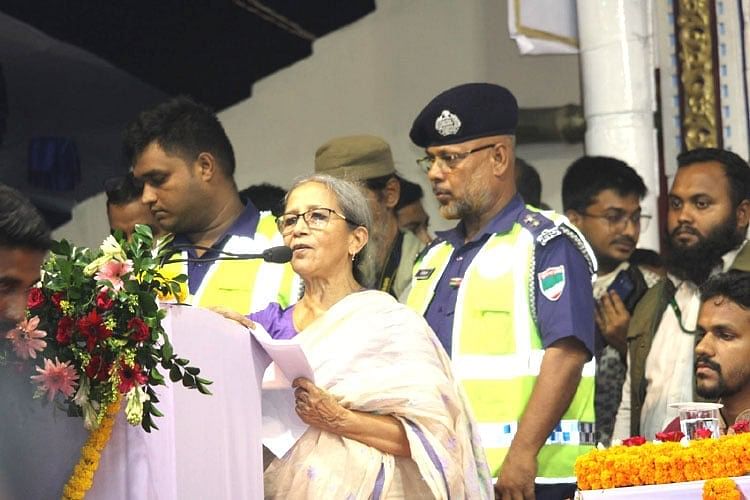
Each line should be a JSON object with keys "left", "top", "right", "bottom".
{"left": 694, "top": 271, "right": 750, "bottom": 432}
{"left": 613, "top": 148, "right": 750, "bottom": 440}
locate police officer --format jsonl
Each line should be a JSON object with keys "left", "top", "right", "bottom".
{"left": 406, "top": 83, "right": 596, "bottom": 500}
{"left": 125, "top": 96, "right": 298, "bottom": 314}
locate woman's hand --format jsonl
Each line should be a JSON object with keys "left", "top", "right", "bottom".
{"left": 292, "top": 377, "right": 350, "bottom": 433}
{"left": 292, "top": 377, "right": 411, "bottom": 457}
{"left": 209, "top": 306, "right": 256, "bottom": 329}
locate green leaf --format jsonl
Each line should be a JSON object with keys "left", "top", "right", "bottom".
{"left": 182, "top": 374, "right": 195, "bottom": 387}
{"left": 196, "top": 382, "right": 213, "bottom": 395}
{"left": 149, "top": 367, "right": 165, "bottom": 384}
{"left": 195, "top": 377, "right": 213, "bottom": 386}
{"left": 149, "top": 404, "right": 164, "bottom": 417}
{"left": 185, "top": 366, "right": 200, "bottom": 376}
{"left": 161, "top": 342, "right": 173, "bottom": 360}
{"left": 169, "top": 365, "right": 182, "bottom": 382}
{"left": 176, "top": 358, "right": 189, "bottom": 366}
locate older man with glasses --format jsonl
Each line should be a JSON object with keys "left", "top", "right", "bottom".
{"left": 562, "top": 156, "right": 660, "bottom": 447}
{"left": 405, "top": 83, "right": 597, "bottom": 500}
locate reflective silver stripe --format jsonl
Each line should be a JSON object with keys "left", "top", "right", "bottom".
{"left": 453, "top": 353, "right": 596, "bottom": 380}
{"left": 535, "top": 476, "right": 577, "bottom": 484}
{"left": 477, "top": 419, "right": 591, "bottom": 448}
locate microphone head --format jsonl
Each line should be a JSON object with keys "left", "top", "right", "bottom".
{"left": 262, "top": 246, "right": 292, "bottom": 263}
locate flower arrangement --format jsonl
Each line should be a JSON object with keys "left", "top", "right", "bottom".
{"left": 575, "top": 431, "right": 750, "bottom": 490}
{"left": 2, "top": 225, "right": 210, "bottom": 433}
{"left": 703, "top": 478, "right": 741, "bottom": 500}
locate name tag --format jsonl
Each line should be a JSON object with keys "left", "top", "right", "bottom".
{"left": 415, "top": 268, "right": 435, "bottom": 280}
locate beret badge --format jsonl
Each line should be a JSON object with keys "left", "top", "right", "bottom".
{"left": 434, "top": 110, "right": 461, "bottom": 137}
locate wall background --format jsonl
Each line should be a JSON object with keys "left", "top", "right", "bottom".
{"left": 53, "top": 0, "right": 583, "bottom": 247}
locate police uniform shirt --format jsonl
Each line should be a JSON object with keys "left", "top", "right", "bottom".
{"left": 423, "top": 194, "right": 595, "bottom": 357}
{"left": 172, "top": 202, "right": 261, "bottom": 294}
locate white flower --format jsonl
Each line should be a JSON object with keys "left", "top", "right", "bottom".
{"left": 83, "top": 235, "right": 128, "bottom": 275}
{"left": 82, "top": 400, "right": 100, "bottom": 430}
{"left": 125, "top": 386, "right": 149, "bottom": 425}
{"left": 72, "top": 376, "right": 90, "bottom": 407}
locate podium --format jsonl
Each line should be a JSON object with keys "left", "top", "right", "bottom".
{"left": 0, "top": 306, "right": 268, "bottom": 500}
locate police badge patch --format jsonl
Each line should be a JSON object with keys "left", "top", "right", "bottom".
{"left": 538, "top": 265, "right": 566, "bottom": 301}
{"left": 434, "top": 110, "right": 461, "bottom": 136}
{"left": 415, "top": 268, "right": 435, "bottom": 280}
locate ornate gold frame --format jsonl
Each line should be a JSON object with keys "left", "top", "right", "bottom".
{"left": 674, "top": 0, "right": 721, "bottom": 149}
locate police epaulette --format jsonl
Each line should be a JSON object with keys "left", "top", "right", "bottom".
{"left": 558, "top": 224, "right": 596, "bottom": 273}
{"left": 414, "top": 237, "right": 444, "bottom": 264}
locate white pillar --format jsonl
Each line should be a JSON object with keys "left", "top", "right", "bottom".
{"left": 576, "top": 0, "right": 660, "bottom": 250}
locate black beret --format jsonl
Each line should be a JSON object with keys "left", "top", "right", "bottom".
{"left": 409, "top": 83, "right": 518, "bottom": 148}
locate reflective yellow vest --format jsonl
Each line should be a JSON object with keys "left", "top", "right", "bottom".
{"left": 406, "top": 218, "right": 595, "bottom": 482}
{"left": 161, "top": 212, "right": 299, "bottom": 314}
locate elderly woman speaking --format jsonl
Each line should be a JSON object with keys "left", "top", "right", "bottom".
{"left": 240, "top": 174, "right": 491, "bottom": 499}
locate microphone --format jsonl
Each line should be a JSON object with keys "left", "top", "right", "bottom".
{"left": 162, "top": 245, "right": 292, "bottom": 264}
{"left": 260, "top": 246, "right": 292, "bottom": 263}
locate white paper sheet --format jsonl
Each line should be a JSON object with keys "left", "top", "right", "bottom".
{"left": 248, "top": 324, "right": 314, "bottom": 458}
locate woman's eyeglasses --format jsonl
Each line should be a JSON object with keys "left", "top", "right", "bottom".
{"left": 275, "top": 208, "right": 358, "bottom": 235}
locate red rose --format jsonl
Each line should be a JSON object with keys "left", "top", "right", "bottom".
{"left": 655, "top": 431, "right": 684, "bottom": 442}
{"left": 76, "top": 310, "right": 112, "bottom": 352}
{"left": 695, "top": 428, "right": 714, "bottom": 439}
{"left": 622, "top": 436, "right": 647, "bottom": 446}
{"left": 95, "top": 290, "right": 114, "bottom": 310}
{"left": 56, "top": 316, "right": 75, "bottom": 345}
{"left": 731, "top": 420, "right": 750, "bottom": 434}
{"left": 127, "top": 317, "right": 150, "bottom": 343}
{"left": 118, "top": 361, "right": 148, "bottom": 393}
{"left": 51, "top": 292, "right": 65, "bottom": 310}
{"left": 27, "top": 288, "right": 45, "bottom": 309}
{"left": 85, "top": 354, "right": 112, "bottom": 381}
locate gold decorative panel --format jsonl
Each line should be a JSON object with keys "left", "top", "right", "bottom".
{"left": 675, "top": 0, "right": 721, "bottom": 149}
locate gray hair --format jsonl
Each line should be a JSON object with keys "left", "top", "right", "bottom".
{"left": 286, "top": 174, "right": 375, "bottom": 287}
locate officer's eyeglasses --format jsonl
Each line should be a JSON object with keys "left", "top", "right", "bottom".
{"left": 275, "top": 208, "right": 359, "bottom": 235}
{"left": 580, "top": 211, "right": 652, "bottom": 231}
{"left": 416, "top": 143, "right": 498, "bottom": 174}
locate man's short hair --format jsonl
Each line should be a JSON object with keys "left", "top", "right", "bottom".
{"left": 395, "top": 178, "right": 424, "bottom": 211}
{"left": 562, "top": 156, "right": 647, "bottom": 212}
{"left": 105, "top": 174, "right": 145, "bottom": 207}
{"left": 238, "top": 183, "right": 287, "bottom": 216}
{"left": 123, "top": 95, "right": 236, "bottom": 177}
{"left": 700, "top": 271, "right": 750, "bottom": 309}
{"left": 516, "top": 158, "right": 542, "bottom": 208}
{"left": 677, "top": 148, "right": 750, "bottom": 208}
{"left": 0, "top": 184, "right": 51, "bottom": 251}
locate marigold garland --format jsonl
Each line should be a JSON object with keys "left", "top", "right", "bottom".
{"left": 61, "top": 396, "right": 121, "bottom": 500}
{"left": 703, "top": 478, "right": 741, "bottom": 500}
{"left": 575, "top": 432, "right": 750, "bottom": 490}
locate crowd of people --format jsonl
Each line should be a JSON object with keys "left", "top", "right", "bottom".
{"left": 2, "top": 81, "right": 750, "bottom": 499}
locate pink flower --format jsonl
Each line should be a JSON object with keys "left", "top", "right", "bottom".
{"left": 94, "top": 259, "right": 133, "bottom": 291}
{"left": 30, "top": 357, "right": 79, "bottom": 402}
{"left": 5, "top": 316, "right": 47, "bottom": 360}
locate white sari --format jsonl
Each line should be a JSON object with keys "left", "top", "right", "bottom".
{"left": 264, "top": 290, "right": 492, "bottom": 499}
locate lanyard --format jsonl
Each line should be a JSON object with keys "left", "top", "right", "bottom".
{"left": 377, "top": 231, "right": 404, "bottom": 297}
{"left": 669, "top": 297, "right": 697, "bottom": 335}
